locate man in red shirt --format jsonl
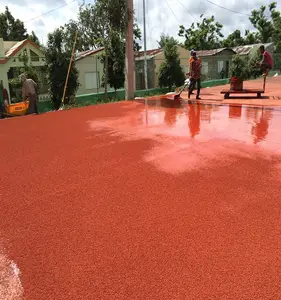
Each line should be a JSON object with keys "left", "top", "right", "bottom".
{"left": 188, "top": 51, "right": 202, "bottom": 100}
{"left": 259, "top": 45, "right": 273, "bottom": 76}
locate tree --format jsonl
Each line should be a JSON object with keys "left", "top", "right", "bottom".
{"left": 133, "top": 23, "right": 142, "bottom": 52}
{"left": 63, "top": 19, "right": 92, "bottom": 52}
{"left": 158, "top": 39, "right": 185, "bottom": 91}
{"left": 221, "top": 29, "right": 260, "bottom": 48}
{"left": 0, "top": 6, "right": 28, "bottom": 40}
{"left": 102, "top": 33, "right": 125, "bottom": 95}
{"left": 44, "top": 28, "right": 79, "bottom": 109}
{"left": 8, "top": 47, "right": 40, "bottom": 100}
{"left": 248, "top": 50, "right": 262, "bottom": 78}
{"left": 244, "top": 30, "right": 260, "bottom": 45}
{"left": 0, "top": 6, "right": 41, "bottom": 49}
{"left": 178, "top": 14, "right": 223, "bottom": 50}
{"left": 78, "top": 0, "right": 132, "bottom": 100}
{"left": 249, "top": 2, "right": 281, "bottom": 52}
{"left": 249, "top": 3, "right": 275, "bottom": 43}
{"left": 158, "top": 33, "right": 179, "bottom": 48}
{"left": 221, "top": 30, "right": 245, "bottom": 47}
{"left": 28, "top": 31, "right": 41, "bottom": 46}
{"left": 270, "top": 3, "right": 281, "bottom": 52}
{"left": 18, "top": 50, "right": 39, "bottom": 84}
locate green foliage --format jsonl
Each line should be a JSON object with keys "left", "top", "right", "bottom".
{"left": 178, "top": 14, "right": 223, "bottom": 50}
{"left": 44, "top": 28, "right": 79, "bottom": 109}
{"left": 244, "top": 30, "right": 260, "bottom": 45}
{"left": 28, "top": 31, "right": 41, "bottom": 46}
{"left": 158, "top": 33, "right": 179, "bottom": 48}
{"left": 8, "top": 77, "right": 21, "bottom": 101}
{"left": 177, "top": 3, "right": 280, "bottom": 52}
{"left": 221, "top": 30, "right": 245, "bottom": 48}
{"left": 133, "top": 23, "right": 142, "bottom": 52}
{"left": 8, "top": 49, "right": 39, "bottom": 100}
{"left": 230, "top": 55, "right": 249, "bottom": 81}
{"left": 249, "top": 3, "right": 275, "bottom": 43}
{"left": 62, "top": 19, "right": 89, "bottom": 52}
{"left": 248, "top": 2, "right": 281, "bottom": 51}
{"left": 248, "top": 51, "right": 262, "bottom": 78}
{"left": 270, "top": 3, "right": 281, "bottom": 52}
{"left": 77, "top": 0, "right": 132, "bottom": 100}
{"left": 18, "top": 50, "right": 39, "bottom": 84}
{"left": 221, "top": 29, "right": 260, "bottom": 48}
{"left": 101, "top": 32, "right": 125, "bottom": 92}
{"left": 0, "top": 6, "right": 28, "bottom": 40}
{"left": 0, "top": 6, "right": 40, "bottom": 44}
{"left": 273, "top": 53, "right": 281, "bottom": 71}
{"left": 158, "top": 40, "right": 185, "bottom": 91}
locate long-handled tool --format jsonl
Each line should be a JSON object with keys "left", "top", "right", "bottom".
{"left": 174, "top": 79, "right": 190, "bottom": 100}
{"left": 173, "top": 62, "right": 202, "bottom": 100}
{"left": 60, "top": 29, "right": 78, "bottom": 109}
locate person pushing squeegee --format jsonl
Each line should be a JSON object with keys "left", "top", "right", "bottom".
{"left": 174, "top": 50, "right": 202, "bottom": 100}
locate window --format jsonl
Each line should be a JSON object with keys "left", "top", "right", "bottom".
{"left": 202, "top": 62, "right": 209, "bottom": 75}
{"left": 30, "top": 49, "right": 39, "bottom": 61}
{"left": 217, "top": 60, "right": 224, "bottom": 72}
{"left": 85, "top": 72, "right": 100, "bottom": 90}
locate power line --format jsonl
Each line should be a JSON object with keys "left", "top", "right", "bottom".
{"left": 24, "top": 0, "right": 78, "bottom": 23}
{"left": 175, "top": 0, "right": 198, "bottom": 23}
{"left": 204, "top": 0, "right": 251, "bottom": 17}
{"left": 163, "top": 0, "right": 179, "bottom": 22}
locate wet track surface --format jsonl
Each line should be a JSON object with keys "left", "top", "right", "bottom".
{"left": 1, "top": 94, "right": 281, "bottom": 299}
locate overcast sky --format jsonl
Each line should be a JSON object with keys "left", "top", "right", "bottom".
{"left": 1, "top": 0, "right": 280, "bottom": 49}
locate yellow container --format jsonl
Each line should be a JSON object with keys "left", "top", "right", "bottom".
{"left": 6, "top": 100, "right": 29, "bottom": 116}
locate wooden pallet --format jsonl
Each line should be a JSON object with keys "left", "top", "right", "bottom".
{"left": 221, "top": 76, "right": 267, "bottom": 99}
{"left": 221, "top": 89, "right": 264, "bottom": 99}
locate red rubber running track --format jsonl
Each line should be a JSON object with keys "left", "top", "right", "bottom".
{"left": 0, "top": 101, "right": 281, "bottom": 299}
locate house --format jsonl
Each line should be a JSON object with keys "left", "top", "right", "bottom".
{"left": 196, "top": 48, "right": 237, "bottom": 80}
{"left": 75, "top": 48, "right": 107, "bottom": 95}
{"left": 0, "top": 38, "right": 46, "bottom": 101}
{"left": 135, "top": 46, "right": 190, "bottom": 90}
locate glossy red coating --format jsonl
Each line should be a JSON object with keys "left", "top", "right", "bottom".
{"left": 1, "top": 78, "right": 281, "bottom": 299}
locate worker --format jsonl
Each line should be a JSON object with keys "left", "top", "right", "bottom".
{"left": 259, "top": 45, "right": 273, "bottom": 77}
{"left": 0, "top": 80, "right": 8, "bottom": 119}
{"left": 20, "top": 73, "right": 39, "bottom": 115}
{"left": 188, "top": 51, "right": 202, "bottom": 100}
{"left": 188, "top": 50, "right": 195, "bottom": 94}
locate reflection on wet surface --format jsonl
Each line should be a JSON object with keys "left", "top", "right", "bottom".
{"left": 88, "top": 99, "right": 281, "bottom": 174}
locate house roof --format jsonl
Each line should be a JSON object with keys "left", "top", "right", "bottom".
{"left": 0, "top": 39, "right": 40, "bottom": 64}
{"left": 135, "top": 48, "right": 163, "bottom": 60}
{"left": 196, "top": 48, "right": 236, "bottom": 57}
{"left": 232, "top": 42, "right": 274, "bottom": 55}
{"left": 75, "top": 48, "right": 104, "bottom": 61}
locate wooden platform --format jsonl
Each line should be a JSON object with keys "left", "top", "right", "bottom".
{"left": 221, "top": 89, "right": 264, "bottom": 99}
{"left": 221, "top": 76, "right": 267, "bottom": 99}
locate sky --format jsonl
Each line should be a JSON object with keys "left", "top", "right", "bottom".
{"left": 1, "top": 0, "right": 280, "bottom": 50}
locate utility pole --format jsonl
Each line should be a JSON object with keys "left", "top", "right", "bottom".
{"left": 143, "top": 0, "right": 148, "bottom": 90}
{"left": 125, "top": 0, "right": 135, "bottom": 100}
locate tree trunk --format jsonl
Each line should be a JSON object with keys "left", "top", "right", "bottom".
{"left": 104, "top": 54, "right": 108, "bottom": 101}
